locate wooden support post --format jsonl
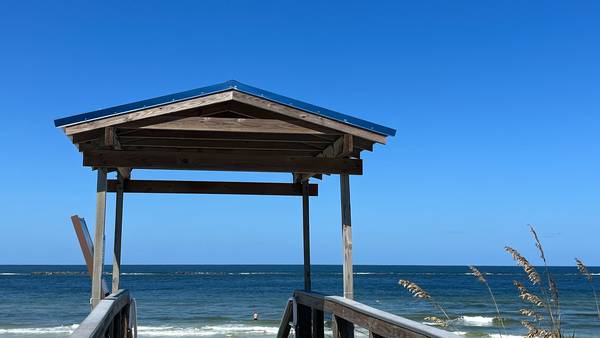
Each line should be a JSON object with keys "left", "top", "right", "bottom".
{"left": 340, "top": 174, "right": 353, "bottom": 300}
{"left": 112, "top": 173, "right": 125, "bottom": 293}
{"left": 91, "top": 168, "right": 108, "bottom": 308}
{"left": 311, "top": 309, "right": 325, "bottom": 338}
{"left": 332, "top": 314, "right": 354, "bottom": 338}
{"left": 296, "top": 303, "right": 312, "bottom": 338}
{"left": 302, "top": 181, "right": 311, "bottom": 292}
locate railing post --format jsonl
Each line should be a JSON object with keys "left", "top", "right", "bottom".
{"left": 296, "top": 303, "right": 312, "bottom": 338}
{"left": 311, "top": 308, "right": 324, "bottom": 338}
{"left": 332, "top": 314, "right": 354, "bottom": 338}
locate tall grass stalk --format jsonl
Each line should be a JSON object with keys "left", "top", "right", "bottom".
{"left": 469, "top": 265, "right": 506, "bottom": 337}
{"left": 530, "top": 225, "right": 561, "bottom": 332}
{"left": 398, "top": 279, "right": 451, "bottom": 322}
{"left": 575, "top": 258, "right": 600, "bottom": 322}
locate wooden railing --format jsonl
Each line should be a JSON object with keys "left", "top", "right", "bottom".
{"left": 277, "top": 291, "right": 458, "bottom": 338}
{"left": 71, "top": 289, "right": 136, "bottom": 338}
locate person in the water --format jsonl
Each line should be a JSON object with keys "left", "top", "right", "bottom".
{"left": 252, "top": 312, "right": 259, "bottom": 320}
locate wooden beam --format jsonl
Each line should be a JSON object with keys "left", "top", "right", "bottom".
{"left": 116, "top": 167, "right": 131, "bottom": 179}
{"left": 132, "top": 117, "right": 324, "bottom": 135}
{"left": 111, "top": 173, "right": 125, "bottom": 293}
{"left": 302, "top": 181, "right": 311, "bottom": 291}
{"left": 297, "top": 134, "right": 354, "bottom": 182}
{"left": 117, "top": 130, "right": 338, "bottom": 143}
{"left": 91, "top": 168, "right": 108, "bottom": 308}
{"left": 119, "top": 138, "right": 326, "bottom": 151}
{"left": 106, "top": 179, "right": 318, "bottom": 196}
{"left": 231, "top": 91, "right": 387, "bottom": 144}
{"left": 83, "top": 150, "right": 363, "bottom": 175}
{"left": 340, "top": 174, "right": 353, "bottom": 300}
{"left": 64, "top": 91, "right": 234, "bottom": 135}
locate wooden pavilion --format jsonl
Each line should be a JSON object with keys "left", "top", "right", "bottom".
{"left": 55, "top": 81, "right": 454, "bottom": 338}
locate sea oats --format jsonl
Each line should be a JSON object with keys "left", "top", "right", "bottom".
{"left": 514, "top": 281, "right": 544, "bottom": 307}
{"left": 424, "top": 316, "right": 447, "bottom": 327}
{"left": 399, "top": 280, "right": 431, "bottom": 299}
{"left": 575, "top": 257, "right": 600, "bottom": 321}
{"left": 398, "top": 279, "right": 450, "bottom": 320}
{"left": 469, "top": 265, "right": 506, "bottom": 333}
{"left": 505, "top": 246, "right": 541, "bottom": 285}
{"left": 469, "top": 266, "right": 486, "bottom": 284}
{"left": 520, "top": 309, "right": 543, "bottom": 321}
{"left": 576, "top": 258, "right": 592, "bottom": 283}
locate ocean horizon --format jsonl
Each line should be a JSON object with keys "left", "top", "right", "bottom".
{"left": 1, "top": 264, "right": 599, "bottom": 337}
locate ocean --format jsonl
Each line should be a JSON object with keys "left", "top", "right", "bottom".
{"left": 1, "top": 265, "right": 599, "bottom": 337}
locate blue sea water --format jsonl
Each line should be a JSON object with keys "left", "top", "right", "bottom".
{"left": 0, "top": 265, "right": 599, "bottom": 337}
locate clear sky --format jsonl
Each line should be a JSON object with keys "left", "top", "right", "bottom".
{"left": 1, "top": 1, "right": 598, "bottom": 266}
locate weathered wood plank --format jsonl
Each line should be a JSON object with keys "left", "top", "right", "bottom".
{"left": 91, "top": 169, "right": 108, "bottom": 308}
{"left": 64, "top": 91, "right": 234, "bottom": 135}
{"left": 106, "top": 179, "right": 318, "bottom": 196}
{"left": 298, "top": 134, "right": 354, "bottom": 182}
{"left": 301, "top": 182, "right": 313, "bottom": 292}
{"left": 133, "top": 116, "right": 324, "bottom": 135}
{"left": 312, "top": 309, "right": 325, "bottom": 338}
{"left": 276, "top": 299, "right": 293, "bottom": 338}
{"left": 72, "top": 290, "right": 131, "bottom": 338}
{"left": 231, "top": 91, "right": 387, "bottom": 144}
{"left": 340, "top": 174, "right": 353, "bottom": 300}
{"left": 293, "top": 291, "right": 457, "bottom": 338}
{"left": 111, "top": 173, "right": 125, "bottom": 293}
{"left": 119, "top": 138, "right": 327, "bottom": 151}
{"left": 83, "top": 150, "right": 363, "bottom": 174}
{"left": 302, "top": 181, "right": 311, "bottom": 292}
{"left": 72, "top": 129, "right": 337, "bottom": 144}
{"left": 296, "top": 303, "right": 312, "bottom": 337}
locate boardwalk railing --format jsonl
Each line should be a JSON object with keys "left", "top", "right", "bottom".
{"left": 277, "top": 291, "right": 458, "bottom": 338}
{"left": 71, "top": 289, "right": 136, "bottom": 338}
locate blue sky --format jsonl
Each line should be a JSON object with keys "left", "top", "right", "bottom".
{"left": 0, "top": 1, "right": 598, "bottom": 265}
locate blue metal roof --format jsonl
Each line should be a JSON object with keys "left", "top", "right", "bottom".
{"left": 54, "top": 80, "right": 396, "bottom": 137}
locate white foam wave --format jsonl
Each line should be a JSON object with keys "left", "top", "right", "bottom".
{"left": 137, "top": 324, "right": 279, "bottom": 337}
{"left": 458, "top": 315, "right": 495, "bottom": 326}
{"left": 0, "top": 324, "right": 78, "bottom": 335}
{"left": 0, "top": 272, "right": 27, "bottom": 276}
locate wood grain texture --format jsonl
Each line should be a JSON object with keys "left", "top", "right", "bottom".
{"left": 231, "top": 91, "right": 387, "bottom": 144}
{"left": 340, "top": 174, "right": 354, "bottom": 300}
{"left": 276, "top": 299, "right": 293, "bottom": 338}
{"left": 64, "top": 91, "right": 234, "bottom": 135}
{"left": 302, "top": 181, "right": 311, "bottom": 291}
{"left": 293, "top": 291, "right": 458, "bottom": 338}
{"left": 134, "top": 116, "right": 324, "bottom": 134}
{"left": 84, "top": 150, "right": 363, "bottom": 174}
{"left": 111, "top": 174, "right": 125, "bottom": 293}
{"left": 91, "top": 169, "right": 108, "bottom": 308}
{"left": 106, "top": 179, "right": 318, "bottom": 196}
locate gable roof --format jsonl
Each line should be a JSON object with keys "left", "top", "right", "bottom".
{"left": 54, "top": 80, "right": 396, "bottom": 137}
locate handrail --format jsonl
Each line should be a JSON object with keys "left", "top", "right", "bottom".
{"left": 282, "top": 290, "right": 458, "bottom": 338}
{"left": 71, "top": 289, "right": 132, "bottom": 338}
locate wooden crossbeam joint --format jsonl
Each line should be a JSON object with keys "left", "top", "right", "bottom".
{"left": 296, "top": 134, "right": 354, "bottom": 182}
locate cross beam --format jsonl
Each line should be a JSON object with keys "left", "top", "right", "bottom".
{"left": 106, "top": 179, "right": 319, "bottom": 196}
{"left": 83, "top": 150, "right": 362, "bottom": 174}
